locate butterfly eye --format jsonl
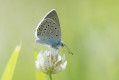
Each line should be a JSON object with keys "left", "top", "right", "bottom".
{"left": 61, "top": 43, "right": 64, "bottom": 46}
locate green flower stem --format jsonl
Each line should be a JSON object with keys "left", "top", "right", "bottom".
{"left": 49, "top": 74, "right": 52, "bottom": 80}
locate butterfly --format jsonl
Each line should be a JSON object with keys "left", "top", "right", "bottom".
{"left": 35, "top": 9, "right": 73, "bottom": 54}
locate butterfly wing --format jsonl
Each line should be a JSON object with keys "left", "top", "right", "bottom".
{"left": 44, "top": 9, "right": 60, "bottom": 27}
{"left": 35, "top": 9, "right": 61, "bottom": 48}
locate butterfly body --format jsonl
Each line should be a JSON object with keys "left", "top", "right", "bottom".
{"left": 35, "top": 9, "right": 64, "bottom": 49}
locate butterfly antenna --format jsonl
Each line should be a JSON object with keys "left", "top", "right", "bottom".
{"left": 64, "top": 44, "right": 73, "bottom": 55}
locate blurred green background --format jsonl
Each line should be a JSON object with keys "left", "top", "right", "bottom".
{"left": 0, "top": 0, "right": 119, "bottom": 80}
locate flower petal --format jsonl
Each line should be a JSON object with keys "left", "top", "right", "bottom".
{"left": 35, "top": 48, "right": 67, "bottom": 74}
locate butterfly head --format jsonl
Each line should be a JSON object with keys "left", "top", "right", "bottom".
{"left": 51, "top": 41, "right": 64, "bottom": 49}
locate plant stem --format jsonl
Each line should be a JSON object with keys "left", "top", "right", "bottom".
{"left": 49, "top": 74, "right": 52, "bottom": 80}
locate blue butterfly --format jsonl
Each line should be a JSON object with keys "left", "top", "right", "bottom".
{"left": 35, "top": 9, "right": 73, "bottom": 54}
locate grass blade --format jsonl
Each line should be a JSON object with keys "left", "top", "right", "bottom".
{"left": 1, "top": 45, "right": 21, "bottom": 80}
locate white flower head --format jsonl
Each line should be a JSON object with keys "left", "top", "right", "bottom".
{"left": 35, "top": 48, "right": 67, "bottom": 74}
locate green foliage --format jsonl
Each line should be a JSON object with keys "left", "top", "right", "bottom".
{"left": 35, "top": 71, "right": 46, "bottom": 80}
{"left": 1, "top": 45, "right": 21, "bottom": 80}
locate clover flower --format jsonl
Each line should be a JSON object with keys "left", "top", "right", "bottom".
{"left": 35, "top": 48, "right": 67, "bottom": 74}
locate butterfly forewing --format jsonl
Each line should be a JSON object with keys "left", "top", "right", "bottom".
{"left": 44, "top": 9, "right": 60, "bottom": 27}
